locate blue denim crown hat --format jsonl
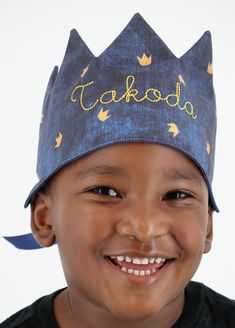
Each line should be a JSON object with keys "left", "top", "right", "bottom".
{"left": 4, "top": 13, "right": 218, "bottom": 249}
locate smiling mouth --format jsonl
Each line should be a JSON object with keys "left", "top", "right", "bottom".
{"left": 106, "top": 255, "right": 174, "bottom": 277}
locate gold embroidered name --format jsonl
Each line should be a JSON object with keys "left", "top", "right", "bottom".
{"left": 71, "top": 75, "right": 197, "bottom": 120}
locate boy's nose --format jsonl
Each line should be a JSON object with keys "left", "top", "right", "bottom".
{"left": 116, "top": 200, "right": 170, "bottom": 242}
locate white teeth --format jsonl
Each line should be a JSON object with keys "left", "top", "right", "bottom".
{"left": 119, "top": 266, "right": 158, "bottom": 276}
{"left": 140, "top": 258, "right": 149, "bottom": 264}
{"left": 109, "top": 254, "right": 167, "bottom": 276}
{"left": 110, "top": 255, "right": 167, "bottom": 265}
{"left": 117, "top": 256, "right": 124, "bottom": 262}
{"left": 155, "top": 257, "right": 162, "bottom": 264}
{"left": 133, "top": 258, "right": 141, "bottom": 264}
{"left": 155, "top": 257, "right": 166, "bottom": 264}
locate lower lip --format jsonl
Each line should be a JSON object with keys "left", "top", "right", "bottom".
{"left": 105, "top": 257, "right": 173, "bottom": 286}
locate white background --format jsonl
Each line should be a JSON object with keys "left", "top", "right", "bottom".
{"left": 0, "top": 0, "right": 235, "bottom": 322}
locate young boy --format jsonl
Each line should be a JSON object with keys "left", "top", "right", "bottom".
{"left": 1, "top": 13, "right": 235, "bottom": 328}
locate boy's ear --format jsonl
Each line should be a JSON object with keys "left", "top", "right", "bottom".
{"left": 204, "top": 209, "right": 213, "bottom": 254}
{"left": 30, "top": 192, "right": 56, "bottom": 247}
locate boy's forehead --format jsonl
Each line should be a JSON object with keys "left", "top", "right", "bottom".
{"left": 57, "top": 143, "right": 204, "bottom": 185}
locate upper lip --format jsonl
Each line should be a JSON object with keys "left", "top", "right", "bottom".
{"left": 104, "top": 252, "right": 177, "bottom": 260}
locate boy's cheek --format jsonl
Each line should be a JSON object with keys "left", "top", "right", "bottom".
{"left": 171, "top": 210, "right": 212, "bottom": 255}
{"left": 53, "top": 201, "right": 114, "bottom": 250}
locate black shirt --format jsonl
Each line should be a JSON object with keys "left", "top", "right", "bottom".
{"left": 1, "top": 282, "right": 235, "bottom": 327}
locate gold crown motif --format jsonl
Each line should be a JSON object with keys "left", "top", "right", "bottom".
{"left": 137, "top": 53, "right": 152, "bottom": 66}
{"left": 207, "top": 62, "right": 213, "bottom": 75}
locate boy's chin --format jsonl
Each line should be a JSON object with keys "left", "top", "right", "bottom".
{"left": 103, "top": 297, "right": 169, "bottom": 323}
{"left": 100, "top": 283, "right": 185, "bottom": 324}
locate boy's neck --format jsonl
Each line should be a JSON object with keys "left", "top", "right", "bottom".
{"left": 54, "top": 287, "right": 185, "bottom": 328}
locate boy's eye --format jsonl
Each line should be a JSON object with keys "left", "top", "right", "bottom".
{"left": 162, "top": 190, "right": 191, "bottom": 201}
{"left": 90, "top": 186, "right": 119, "bottom": 197}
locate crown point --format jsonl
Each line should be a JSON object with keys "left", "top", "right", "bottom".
{"left": 130, "top": 13, "right": 146, "bottom": 23}
{"left": 59, "top": 29, "right": 94, "bottom": 79}
{"left": 137, "top": 53, "right": 152, "bottom": 66}
{"left": 180, "top": 31, "right": 212, "bottom": 71}
{"left": 68, "top": 29, "right": 80, "bottom": 45}
{"left": 133, "top": 12, "right": 141, "bottom": 18}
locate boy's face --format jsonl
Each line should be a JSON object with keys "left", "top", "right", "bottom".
{"left": 32, "top": 143, "right": 212, "bottom": 322}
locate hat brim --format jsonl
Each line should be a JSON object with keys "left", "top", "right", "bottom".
{"left": 3, "top": 233, "right": 43, "bottom": 250}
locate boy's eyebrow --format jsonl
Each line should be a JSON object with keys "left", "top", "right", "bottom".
{"left": 73, "top": 166, "right": 203, "bottom": 184}
{"left": 163, "top": 169, "right": 203, "bottom": 185}
{"left": 73, "top": 165, "right": 129, "bottom": 180}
